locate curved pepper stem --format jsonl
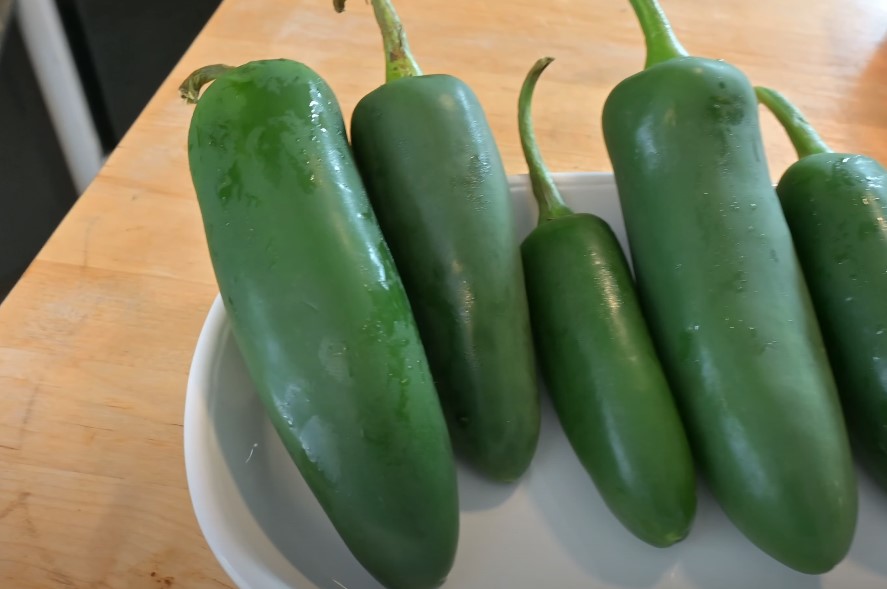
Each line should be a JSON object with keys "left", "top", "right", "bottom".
{"left": 628, "top": 0, "right": 688, "bottom": 68}
{"left": 179, "top": 64, "right": 234, "bottom": 104}
{"left": 518, "top": 57, "right": 572, "bottom": 225}
{"left": 335, "top": 0, "right": 421, "bottom": 82}
{"left": 755, "top": 87, "right": 832, "bottom": 159}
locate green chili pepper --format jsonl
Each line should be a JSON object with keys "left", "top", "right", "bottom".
{"left": 601, "top": 0, "right": 857, "bottom": 573}
{"left": 757, "top": 86, "right": 887, "bottom": 492}
{"left": 182, "top": 59, "right": 458, "bottom": 589}
{"left": 336, "top": 0, "right": 540, "bottom": 482}
{"left": 518, "top": 57, "right": 696, "bottom": 547}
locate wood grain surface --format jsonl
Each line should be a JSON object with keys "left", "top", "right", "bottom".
{"left": 0, "top": 0, "right": 885, "bottom": 586}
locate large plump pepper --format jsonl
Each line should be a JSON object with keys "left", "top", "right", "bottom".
{"left": 182, "top": 59, "right": 459, "bottom": 589}
{"left": 602, "top": 0, "right": 857, "bottom": 573}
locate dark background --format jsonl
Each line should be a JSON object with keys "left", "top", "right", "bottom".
{"left": 0, "top": 0, "right": 222, "bottom": 299}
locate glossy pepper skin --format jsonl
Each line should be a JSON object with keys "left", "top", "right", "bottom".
{"left": 518, "top": 58, "right": 695, "bottom": 547}
{"left": 183, "top": 59, "right": 458, "bottom": 589}
{"left": 339, "top": 0, "right": 539, "bottom": 481}
{"left": 757, "top": 87, "right": 887, "bottom": 492}
{"left": 602, "top": 0, "right": 857, "bottom": 574}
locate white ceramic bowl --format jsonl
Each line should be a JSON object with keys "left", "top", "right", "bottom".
{"left": 185, "top": 172, "right": 887, "bottom": 589}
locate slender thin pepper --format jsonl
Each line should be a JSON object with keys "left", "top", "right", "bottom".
{"left": 757, "top": 86, "right": 887, "bottom": 492}
{"left": 602, "top": 0, "right": 857, "bottom": 574}
{"left": 519, "top": 57, "right": 696, "bottom": 547}
{"left": 336, "top": 0, "right": 540, "bottom": 482}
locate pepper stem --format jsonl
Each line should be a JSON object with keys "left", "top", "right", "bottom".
{"left": 518, "top": 57, "right": 572, "bottom": 224}
{"left": 628, "top": 0, "right": 688, "bottom": 68}
{"left": 334, "top": 0, "right": 421, "bottom": 82}
{"left": 755, "top": 87, "right": 832, "bottom": 158}
{"left": 179, "top": 64, "right": 234, "bottom": 104}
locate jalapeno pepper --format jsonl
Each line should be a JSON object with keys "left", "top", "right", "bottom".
{"left": 336, "top": 0, "right": 540, "bottom": 482}
{"left": 602, "top": 0, "right": 857, "bottom": 573}
{"left": 182, "top": 60, "right": 458, "bottom": 589}
{"left": 757, "top": 86, "right": 887, "bottom": 492}
{"left": 519, "top": 57, "right": 696, "bottom": 547}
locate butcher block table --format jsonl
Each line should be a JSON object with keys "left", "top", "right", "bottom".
{"left": 0, "top": 0, "right": 884, "bottom": 586}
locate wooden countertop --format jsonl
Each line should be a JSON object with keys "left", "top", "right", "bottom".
{"left": 1, "top": 0, "right": 884, "bottom": 586}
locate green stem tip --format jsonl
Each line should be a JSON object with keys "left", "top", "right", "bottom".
{"left": 518, "top": 57, "right": 572, "bottom": 224}
{"left": 335, "top": 0, "right": 421, "bottom": 82}
{"left": 628, "top": 0, "right": 688, "bottom": 68}
{"left": 755, "top": 87, "right": 832, "bottom": 159}
{"left": 179, "top": 64, "right": 233, "bottom": 104}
